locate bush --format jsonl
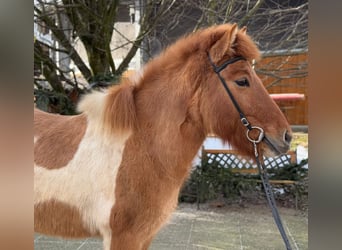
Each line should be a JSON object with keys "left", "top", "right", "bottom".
{"left": 268, "top": 159, "right": 308, "bottom": 210}
{"left": 34, "top": 88, "right": 77, "bottom": 115}
{"left": 179, "top": 160, "right": 258, "bottom": 204}
{"left": 179, "top": 158, "right": 308, "bottom": 210}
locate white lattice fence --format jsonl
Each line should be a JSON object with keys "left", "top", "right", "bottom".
{"left": 202, "top": 149, "right": 297, "bottom": 174}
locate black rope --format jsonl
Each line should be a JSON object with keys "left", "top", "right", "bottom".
{"left": 255, "top": 156, "right": 293, "bottom": 250}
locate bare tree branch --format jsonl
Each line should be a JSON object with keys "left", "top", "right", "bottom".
{"left": 34, "top": 0, "right": 308, "bottom": 114}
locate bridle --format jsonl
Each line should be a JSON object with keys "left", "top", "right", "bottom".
{"left": 208, "top": 52, "right": 293, "bottom": 250}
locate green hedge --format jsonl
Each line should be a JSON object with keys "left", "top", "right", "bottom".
{"left": 179, "top": 159, "right": 308, "bottom": 210}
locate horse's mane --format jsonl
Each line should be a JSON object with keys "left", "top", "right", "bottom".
{"left": 78, "top": 24, "right": 260, "bottom": 136}
{"left": 168, "top": 24, "right": 260, "bottom": 61}
{"left": 134, "top": 24, "right": 260, "bottom": 90}
{"left": 77, "top": 79, "right": 137, "bottom": 136}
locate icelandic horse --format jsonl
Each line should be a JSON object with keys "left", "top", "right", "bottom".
{"left": 34, "top": 23, "right": 292, "bottom": 250}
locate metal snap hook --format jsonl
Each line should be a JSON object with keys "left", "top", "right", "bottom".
{"left": 246, "top": 126, "right": 264, "bottom": 144}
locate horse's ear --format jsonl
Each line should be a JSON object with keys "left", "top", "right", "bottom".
{"left": 103, "top": 82, "right": 137, "bottom": 134}
{"left": 209, "top": 23, "right": 238, "bottom": 62}
{"left": 240, "top": 26, "right": 247, "bottom": 34}
{"left": 228, "top": 23, "right": 239, "bottom": 47}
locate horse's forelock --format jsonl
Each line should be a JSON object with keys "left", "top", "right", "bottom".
{"left": 206, "top": 24, "right": 260, "bottom": 63}
{"left": 234, "top": 31, "right": 261, "bottom": 62}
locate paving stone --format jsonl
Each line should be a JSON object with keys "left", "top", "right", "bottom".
{"left": 34, "top": 204, "right": 308, "bottom": 250}
{"left": 34, "top": 241, "right": 83, "bottom": 250}
{"left": 77, "top": 242, "right": 103, "bottom": 250}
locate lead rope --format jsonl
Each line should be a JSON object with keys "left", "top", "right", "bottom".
{"left": 207, "top": 53, "right": 293, "bottom": 250}
{"left": 247, "top": 129, "right": 293, "bottom": 250}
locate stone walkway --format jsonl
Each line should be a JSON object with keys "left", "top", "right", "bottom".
{"left": 34, "top": 203, "right": 308, "bottom": 250}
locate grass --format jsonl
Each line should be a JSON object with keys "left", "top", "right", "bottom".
{"left": 290, "top": 132, "right": 308, "bottom": 151}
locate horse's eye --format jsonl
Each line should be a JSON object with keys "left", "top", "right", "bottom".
{"left": 235, "top": 78, "right": 249, "bottom": 87}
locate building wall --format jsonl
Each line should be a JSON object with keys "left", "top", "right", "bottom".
{"left": 71, "top": 1, "right": 139, "bottom": 73}
{"left": 72, "top": 21, "right": 137, "bottom": 72}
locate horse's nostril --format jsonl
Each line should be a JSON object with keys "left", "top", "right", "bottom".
{"left": 284, "top": 130, "right": 292, "bottom": 145}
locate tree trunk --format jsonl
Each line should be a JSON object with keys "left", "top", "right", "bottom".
{"left": 34, "top": 6, "right": 93, "bottom": 81}
{"left": 85, "top": 45, "right": 111, "bottom": 78}
{"left": 34, "top": 40, "right": 65, "bottom": 93}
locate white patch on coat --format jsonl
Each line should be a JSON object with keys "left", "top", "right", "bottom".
{"left": 77, "top": 91, "right": 108, "bottom": 136}
{"left": 34, "top": 91, "right": 131, "bottom": 241}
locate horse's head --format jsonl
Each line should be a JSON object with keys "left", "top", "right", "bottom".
{"left": 192, "top": 24, "right": 292, "bottom": 157}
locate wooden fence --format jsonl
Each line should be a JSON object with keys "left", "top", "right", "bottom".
{"left": 256, "top": 52, "right": 308, "bottom": 125}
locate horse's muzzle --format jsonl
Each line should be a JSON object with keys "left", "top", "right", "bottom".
{"left": 263, "top": 131, "right": 291, "bottom": 157}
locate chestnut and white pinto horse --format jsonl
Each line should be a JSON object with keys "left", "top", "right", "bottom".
{"left": 34, "top": 23, "right": 292, "bottom": 250}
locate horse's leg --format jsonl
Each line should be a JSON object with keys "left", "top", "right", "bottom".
{"left": 102, "top": 232, "right": 112, "bottom": 250}
{"left": 109, "top": 232, "right": 144, "bottom": 250}
{"left": 107, "top": 214, "right": 163, "bottom": 250}
{"left": 109, "top": 224, "right": 158, "bottom": 250}
{"left": 141, "top": 236, "right": 154, "bottom": 250}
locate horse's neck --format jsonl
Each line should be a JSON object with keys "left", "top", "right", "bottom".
{"left": 131, "top": 65, "right": 206, "bottom": 179}
{"left": 131, "top": 125, "right": 204, "bottom": 182}
{"left": 134, "top": 90, "right": 206, "bottom": 180}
